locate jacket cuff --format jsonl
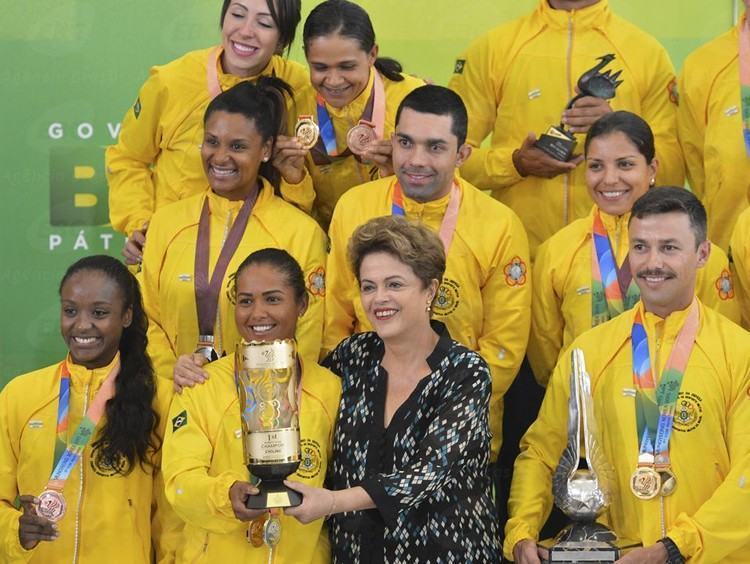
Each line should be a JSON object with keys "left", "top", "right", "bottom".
{"left": 360, "top": 477, "right": 399, "bottom": 527}
{"left": 503, "top": 522, "right": 537, "bottom": 561}
{"left": 4, "top": 513, "right": 36, "bottom": 563}
{"left": 210, "top": 472, "right": 248, "bottom": 520}
{"left": 666, "top": 523, "right": 699, "bottom": 560}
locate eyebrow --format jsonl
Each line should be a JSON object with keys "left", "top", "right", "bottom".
{"left": 396, "top": 133, "right": 448, "bottom": 146}
{"left": 237, "top": 289, "right": 284, "bottom": 297}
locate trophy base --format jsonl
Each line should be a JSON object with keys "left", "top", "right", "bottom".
{"left": 539, "top": 522, "right": 641, "bottom": 563}
{"left": 245, "top": 480, "right": 302, "bottom": 510}
{"left": 535, "top": 126, "right": 577, "bottom": 162}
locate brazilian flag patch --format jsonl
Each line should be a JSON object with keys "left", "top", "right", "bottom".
{"left": 133, "top": 97, "right": 142, "bottom": 118}
{"left": 172, "top": 410, "right": 188, "bottom": 432}
{"left": 454, "top": 59, "right": 466, "bottom": 74}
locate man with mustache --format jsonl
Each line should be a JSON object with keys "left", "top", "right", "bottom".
{"left": 506, "top": 186, "right": 750, "bottom": 563}
{"left": 324, "top": 85, "right": 531, "bottom": 464}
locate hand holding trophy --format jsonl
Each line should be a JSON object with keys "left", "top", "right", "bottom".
{"left": 535, "top": 54, "right": 623, "bottom": 162}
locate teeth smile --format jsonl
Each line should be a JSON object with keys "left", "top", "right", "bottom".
{"left": 374, "top": 309, "right": 397, "bottom": 319}
{"left": 600, "top": 190, "right": 626, "bottom": 198}
{"left": 73, "top": 337, "right": 97, "bottom": 344}
{"left": 251, "top": 324, "right": 274, "bottom": 333}
{"left": 232, "top": 41, "right": 258, "bottom": 55}
{"left": 211, "top": 166, "right": 237, "bottom": 177}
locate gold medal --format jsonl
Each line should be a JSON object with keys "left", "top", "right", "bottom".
{"left": 630, "top": 467, "right": 661, "bottom": 500}
{"left": 346, "top": 121, "right": 377, "bottom": 155}
{"left": 37, "top": 489, "right": 66, "bottom": 522}
{"left": 263, "top": 514, "right": 282, "bottom": 547}
{"left": 659, "top": 469, "right": 677, "bottom": 496}
{"left": 295, "top": 115, "right": 319, "bottom": 150}
{"left": 246, "top": 514, "right": 266, "bottom": 547}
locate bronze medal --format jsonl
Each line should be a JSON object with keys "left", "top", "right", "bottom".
{"left": 263, "top": 514, "right": 282, "bottom": 547}
{"left": 295, "top": 116, "right": 320, "bottom": 150}
{"left": 346, "top": 122, "right": 377, "bottom": 155}
{"left": 37, "top": 489, "right": 66, "bottom": 522}
{"left": 247, "top": 515, "right": 267, "bottom": 547}
{"left": 659, "top": 469, "right": 677, "bottom": 496}
{"left": 630, "top": 467, "right": 661, "bottom": 500}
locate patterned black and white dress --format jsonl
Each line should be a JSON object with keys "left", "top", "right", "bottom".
{"left": 323, "top": 322, "right": 501, "bottom": 563}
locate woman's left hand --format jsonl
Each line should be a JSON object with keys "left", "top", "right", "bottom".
{"left": 283, "top": 480, "right": 335, "bottom": 524}
{"left": 360, "top": 139, "right": 394, "bottom": 177}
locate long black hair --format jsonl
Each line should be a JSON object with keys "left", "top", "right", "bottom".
{"left": 59, "top": 255, "right": 160, "bottom": 475}
{"left": 220, "top": 0, "right": 301, "bottom": 55}
{"left": 303, "top": 0, "right": 404, "bottom": 82}
{"left": 204, "top": 77, "right": 292, "bottom": 191}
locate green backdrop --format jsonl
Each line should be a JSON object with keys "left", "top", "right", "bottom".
{"left": 0, "top": 1, "right": 740, "bottom": 388}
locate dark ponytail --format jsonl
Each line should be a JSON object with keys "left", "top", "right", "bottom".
{"left": 204, "top": 76, "right": 294, "bottom": 192}
{"left": 303, "top": 0, "right": 404, "bottom": 82}
{"left": 59, "top": 255, "right": 160, "bottom": 475}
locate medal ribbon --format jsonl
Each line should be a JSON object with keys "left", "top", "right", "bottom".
{"left": 195, "top": 190, "right": 258, "bottom": 337}
{"left": 391, "top": 181, "right": 461, "bottom": 252}
{"left": 312, "top": 70, "right": 386, "bottom": 163}
{"left": 591, "top": 211, "right": 639, "bottom": 326}
{"left": 740, "top": 15, "right": 750, "bottom": 157}
{"left": 47, "top": 358, "right": 120, "bottom": 489}
{"left": 631, "top": 300, "right": 699, "bottom": 469}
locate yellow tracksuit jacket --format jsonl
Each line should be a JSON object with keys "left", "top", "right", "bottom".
{"left": 529, "top": 207, "right": 740, "bottom": 386}
{"left": 448, "top": 0, "right": 683, "bottom": 258}
{"left": 280, "top": 69, "right": 424, "bottom": 229}
{"left": 677, "top": 14, "right": 750, "bottom": 252}
{"left": 0, "top": 355, "right": 173, "bottom": 563}
{"left": 140, "top": 180, "right": 327, "bottom": 384}
{"left": 324, "top": 175, "right": 531, "bottom": 460}
{"left": 505, "top": 301, "right": 750, "bottom": 562}
{"left": 730, "top": 206, "right": 750, "bottom": 329}
{"left": 106, "top": 47, "right": 308, "bottom": 237}
{"left": 162, "top": 355, "right": 340, "bottom": 563}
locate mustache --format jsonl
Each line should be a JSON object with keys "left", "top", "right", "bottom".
{"left": 636, "top": 269, "right": 675, "bottom": 278}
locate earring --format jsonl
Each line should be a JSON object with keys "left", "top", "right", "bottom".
{"left": 262, "top": 156, "right": 270, "bottom": 162}
{"left": 649, "top": 177, "right": 655, "bottom": 187}
{"left": 425, "top": 300, "right": 432, "bottom": 313}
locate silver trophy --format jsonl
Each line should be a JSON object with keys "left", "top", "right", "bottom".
{"left": 540, "top": 348, "right": 629, "bottom": 562}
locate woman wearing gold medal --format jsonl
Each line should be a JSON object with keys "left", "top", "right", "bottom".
{"left": 139, "top": 79, "right": 326, "bottom": 390}
{"left": 528, "top": 111, "right": 739, "bottom": 388}
{"left": 107, "top": 0, "right": 307, "bottom": 266}
{"left": 273, "top": 0, "right": 424, "bottom": 229}
{"left": 0, "top": 256, "right": 171, "bottom": 563}
{"left": 162, "top": 249, "right": 341, "bottom": 563}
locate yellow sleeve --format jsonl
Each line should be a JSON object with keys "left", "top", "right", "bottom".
{"left": 322, "top": 203, "right": 358, "bottom": 356}
{"left": 279, "top": 169, "right": 316, "bottom": 214}
{"left": 676, "top": 64, "right": 706, "bottom": 198}
{"left": 151, "top": 379, "right": 182, "bottom": 564}
{"left": 296, "top": 224, "right": 327, "bottom": 362}
{"left": 478, "top": 212, "right": 531, "bottom": 459}
{"left": 696, "top": 244, "right": 740, "bottom": 324}
{"left": 665, "top": 348, "right": 750, "bottom": 561}
{"left": 448, "top": 33, "right": 524, "bottom": 191}
{"left": 106, "top": 68, "right": 167, "bottom": 236}
{"left": 0, "top": 386, "right": 35, "bottom": 564}
{"left": 640, "top": 47, "right": 684, "bottom": 187}
{"left": 140, "top": 212, "right": 178, "bottom": 381}
{"left": 527, "top": 239, "right": 565, "bottom": 387}
{"left": 503, "top": 351, "right": 571, "bottom": 560}
{"left": 730, "top": 214, "right": 750, "bottom": 329}
{"left": 161, "top": 387, "right": 245, "bottom": 534}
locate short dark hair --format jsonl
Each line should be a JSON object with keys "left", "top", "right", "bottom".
{"left": 233, "top": 248, "right": 308, "bottom": 305}
{"left": 220, "top": 0, "right": 301, "bottom": 55}
{"left": 630, "top": 186, "right": 707, "bottom": 247}
{"left": 584, "top": 110, "right": 655, "bottom": 163}
{"left": 302, "top": 0, "right": 404, "bottom": 82}
{"left": 396, "top": 85, "right": 468, "bottom": 147}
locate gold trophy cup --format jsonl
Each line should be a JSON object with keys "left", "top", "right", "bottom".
{"left": 236, "top": 339, "right": 302, "bottom": 509}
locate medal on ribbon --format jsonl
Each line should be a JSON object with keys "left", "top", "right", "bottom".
{"left": 629, "top": 301, "right": 699, "bottom": 500}
{"left": 294, "top": 115, "right": 320, "bottom": 150}
{"left": 391, "top": 181, "right": 462, "bottom": 253}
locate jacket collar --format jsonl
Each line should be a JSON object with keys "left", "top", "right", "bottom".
{"left": 536, "top": 0, "right": 610, "bottom": 31}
